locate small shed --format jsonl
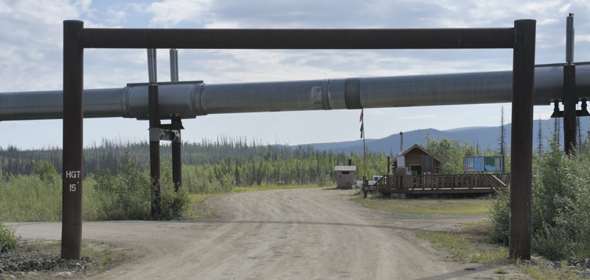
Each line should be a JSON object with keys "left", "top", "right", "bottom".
{"left": 334, "top": 165, "right": 357, "bottom": 189}
{"left": 397, "top": 144, "right": 441, "bottom": 175}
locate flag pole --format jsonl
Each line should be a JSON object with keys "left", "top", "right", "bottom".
{"left": 360, "top": 108, "right": 367, "bottom": 180}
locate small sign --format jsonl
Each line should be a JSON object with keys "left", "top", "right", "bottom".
{"left": 65, "top": 170, "right": 81, "bottom": 179}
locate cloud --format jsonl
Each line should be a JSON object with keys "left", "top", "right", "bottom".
{"left": 1, "top": 0, "right": 590, "bottom": 148}
{"left": 148, "top": 0, "right": 212, "bottom": 26}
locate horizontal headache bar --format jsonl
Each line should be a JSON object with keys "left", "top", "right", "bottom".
{"left": 81, "top": 28, "right": 515, "bottom": 49}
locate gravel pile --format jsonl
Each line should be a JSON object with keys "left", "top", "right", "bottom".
{"left": 0, "top": 251, "right": 89, "bottom": 276}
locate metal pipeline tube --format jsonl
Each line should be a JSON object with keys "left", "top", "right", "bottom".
{"left": 1, "top": 64, "right": 589, "bottom": 121}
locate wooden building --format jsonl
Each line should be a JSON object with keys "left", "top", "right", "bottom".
{"left": 397, "top": 144, "right": 441, "bottom": 175}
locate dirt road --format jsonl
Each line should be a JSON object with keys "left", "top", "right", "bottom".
{"left": 11, "top": 188, "right": 505, "bottom": 279}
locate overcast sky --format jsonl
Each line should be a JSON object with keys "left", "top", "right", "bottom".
{"left": 1, "top": 0, "right": 589, "bottom": 149}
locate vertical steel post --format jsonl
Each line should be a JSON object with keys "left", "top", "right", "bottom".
{"left": 172, "top": 118, "right": 182, "bottom": 192}
{"left": 148, "top": 49, "right": 161, "bottom": 219}
{"left": 566, "top": 14, "right": 574, "bottom": 65}
{"left": 170, "top": 49, "right": 179, "bottom": 82}
{"left": 563, "top": 13, "right": 577, "bottom": 155}
{"left": 170, "top": 49, "right": 182, "bottom": 192}
{"left": 510, "top": 19, "right": 536, "bottom": 260}
{"left": 62, "top": 20, "right": 84, "bottom": 259}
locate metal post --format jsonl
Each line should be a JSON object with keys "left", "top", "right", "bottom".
{"left": 62, "top": 20, "right": 84, "bottom": 259}
{"left": 566, "top": 14, "right": 574, "bottom": 65}
{"left": 170, "top": 49, "right": 179, "bottom": 82}
{"left": 563, "top": 13, "right": 577, "bottom": 154}
{"left": 387, "top": 156, "right": 391, "bottom": 175}
{"left": 172, "top": 117, "right": 182, "bottom": 192}
{"left": 148, "top": 49, "right": 161, "bottom": 219}
{"left": 169, "top": 49, "right": 182, "bottom": 192}
{"left": 510, "top": 19, "right": 536, "bottom": 260}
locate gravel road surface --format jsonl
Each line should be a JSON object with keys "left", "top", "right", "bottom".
{"left": 11, "top": 188, "right": 515, "bottom": 280}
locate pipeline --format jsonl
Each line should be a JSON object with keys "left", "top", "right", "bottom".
{"left": 0, "top": 63, "right": 589, "bottom": 121}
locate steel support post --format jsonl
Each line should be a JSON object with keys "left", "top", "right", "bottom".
{"left": 172, "top": 117, "right": 182, "bottom": 192}
{"left": 170, "top": 49, "right": 182, "bottom": 192}
{"left": 564, "top": 65, "right": 577, "bottom": 154}
{"left": 148, "top": 49, "right": 161, "bottom": 219}
{"left": 510, "top": 19, "right": 536, "bottom": 260}
{"left": 62, "top": 20, "right": 84, "bottom": 259}
{"left": 563, "top": 14, "right": 577, "bottom": 155}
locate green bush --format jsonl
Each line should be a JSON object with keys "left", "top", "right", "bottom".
{"left": 86, "top": 157, "right": 190, "bottom": 220}
{"left": 489, "top": 189, "right": 510, "bottom": 245}
{"left": 0, "top": 223, "right": 16, "bottom": 253}
{"left": 0, "top": 162, "right": 61, "bottom": 221}
{"left": 85, "top": 157, "right": 151, "bottom": 220}
{"left": 490, "top": 141, "right": 590, "bottom": 260}
{"left": 426, "top": 138, "right": 477, "bottom": 174}
{"left": 1, "top": 158, "right": 190, "bottom": 222}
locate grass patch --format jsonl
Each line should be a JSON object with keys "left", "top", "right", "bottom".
{"left": 417, "top": 220, "right": 586, "bottom": 280}
{"left": 0, "top": 223, "right": 16, "bottom": 253}
{"left": 416, "top": 222, "right": 507, "bottom": 264}
{"left": 232, "top": 184, "right": 321, "bottom": 193}
{"left": 520, "top": 263, "right": 583, "bottom": 280}
{"left": 352, "top": 196, "right": 492, "bottom": 218}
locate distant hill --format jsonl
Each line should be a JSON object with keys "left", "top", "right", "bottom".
{"left": 304, "top": 118, "right": 590, "bottom": 154}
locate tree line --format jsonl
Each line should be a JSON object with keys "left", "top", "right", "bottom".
{"left": 0, "top": 139, "right": 390, "bottom": 188}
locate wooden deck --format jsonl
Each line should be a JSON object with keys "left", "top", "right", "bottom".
{"left": 374, "top": 173, "right": 509, "bottom": 196}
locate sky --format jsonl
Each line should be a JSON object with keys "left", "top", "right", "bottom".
{"left": 0, "top": 0, "right": 589, "bottom": 149}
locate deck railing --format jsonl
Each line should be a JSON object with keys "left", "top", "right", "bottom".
{"left": 376, "top": 173, "right": 509, "bottom": 194}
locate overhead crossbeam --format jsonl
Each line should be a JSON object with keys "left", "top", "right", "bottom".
{"left": 80, "top": 28, "right": 514, "bottom": 49}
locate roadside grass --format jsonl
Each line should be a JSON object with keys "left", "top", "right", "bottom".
{"left": 231, "top": 183, "right": 321, "bottom": 193}
{"left": 417, "top": 221, "right": 585, "bottom": 280}
{"left": 520, "top": 262, "right": 583, "bottom": 280}
{"left": 351, "top": 196, "right": 492, "bottom": 218}
{"left": 416, "top": 221, "right": 508, "bottom": 264}
{"left": 0, "top": 223, "right": 16, "bottom": 253}
{"left": 351, "top": 195, "right": 585, "bottom": 279}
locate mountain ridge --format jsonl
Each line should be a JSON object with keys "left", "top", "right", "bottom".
{"left": 303, "top": 118, "right": 590, "bottom": 154}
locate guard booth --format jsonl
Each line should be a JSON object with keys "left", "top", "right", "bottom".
{"left": 334, "top": 165, "right": 357, "bottom": 189}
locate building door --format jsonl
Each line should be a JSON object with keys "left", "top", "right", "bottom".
{"left": 410, "top": 165, "right": 422, "bottom": 175}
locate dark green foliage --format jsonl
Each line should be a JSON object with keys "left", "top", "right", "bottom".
{"left": 489, "top": 189, "right": 510, "bottom": 245}
{"left": 87, "top": 156, "right": 151, "bottom": 220}
{"left": 490, "top": 141, "right": 590, "bottom": 260}
{"left": 425, "top": 138, "right": 477, "bottom": 174}
{"left": 0, "top": 223, "right": 16, "bottom": 253}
